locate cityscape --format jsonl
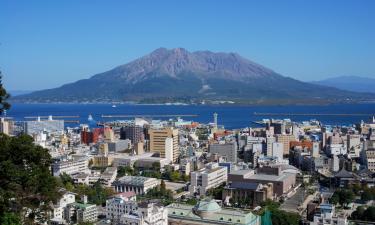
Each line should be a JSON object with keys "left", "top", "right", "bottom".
{"left": 1, "top": 1, "right": 375, "bottom": 225}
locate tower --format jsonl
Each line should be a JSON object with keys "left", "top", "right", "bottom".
{"left": 213, "top": 112, "right": 218, "bottom": 129}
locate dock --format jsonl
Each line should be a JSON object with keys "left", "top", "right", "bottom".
{"left": 101, "top": 114, "right": 198, "bottom": 118}
{"left": 253, "top": 112, "right": 373, "bottom": 116}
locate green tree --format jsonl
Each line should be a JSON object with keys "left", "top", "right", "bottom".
{"left": 0, "top": 71, "right": 10, "bottom": 114}
{"left": 0, "top": 212, "right": 22, "bottom": 225}
{"left": 330, "top": 189, "right": 355, "bottom": 206}
{"left": 0, "top": 134, "right": 60, "bottom": 224}
{"left": 260, "top": 200, "right": 301, "bottom": 225}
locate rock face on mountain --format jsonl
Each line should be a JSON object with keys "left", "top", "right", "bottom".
{"left": 13, "top": 48, "right": 373, "bottom": 104}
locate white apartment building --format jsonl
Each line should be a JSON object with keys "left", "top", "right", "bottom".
{"left": 189, "top": 162, "right": 228, "bottom": 196}
{"left": 51, "top": 190, "right": 76, "bottom": 223}
{"left": 120, "top": 202, "right": 168, "bottom": 225}
{"left": 311, "top": 204, "right": 347, "bottom": 225}
{"left": 106, "top": 193, "right": 168, "bottom": 225}
{"left": 106, "top": 192, "right": 138, "bottom": 223}
{"left": 52, "top": 158, "right": 89, "bottom": 176}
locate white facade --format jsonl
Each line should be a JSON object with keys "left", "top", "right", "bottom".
{"left": 272, "top": 142, "right": 284, "bottom": 161}
{"left": 189, "top": 162, "right": 228, "bottom": 196}
{"left": 312, "top": 142, "right": 320, "bottom": 157}
{"left": 52, "top": 158, "right": 89, "bottom": 176}
{"left": 25, "top": 117, "right": 64, "bottom": 135}
{"left": 328, "top": 144, "right": 346, "bottom": 156}
{"left": 165, "top": 137, "right": 174, "bottom": 162}
{"left": 121, "top": 202, "right": 168, "bottom": 225}
{"left": 113, "top": 176, "right": 160, "bottom": 194}
{"left": 52, "top": 191, "right": 76, "bottom": 221}
{"left": 106, "top": 193, "right": 138, "bottom": 223}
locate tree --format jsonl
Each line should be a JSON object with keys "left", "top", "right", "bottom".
{"left": 0, "top": 212, "right": 22, "bottom": 225}
{"left": 0, "top": 134, "right": 60, "bottom": 224}
{"left": 160, "top": 180, "right": 166, "bottom": 195}
{"left": 260, "top": 199, "right": 300, "bottom": 225}
{"left": 330, "top": 189, "right": 355, "bottom": 206}
{"left": 0, "top": 71, "right": 10, "bottom": 114}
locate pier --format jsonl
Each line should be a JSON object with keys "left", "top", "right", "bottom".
{"left": 253, "top": 112, "right": 374, "bottom": 116}
{"left": 24, "top": 115, "right": 80, "bottom": 119}
{"left": 101, "top": 114, "right": 198, "bottom": 118}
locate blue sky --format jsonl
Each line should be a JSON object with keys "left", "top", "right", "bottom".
{"left": 1, "top": 0, "right": 374, "bottom": 90}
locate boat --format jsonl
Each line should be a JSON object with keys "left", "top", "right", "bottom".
{"left": 112, "top": 104, "right": 117, "bottom": 108}
{"left": 88, "top": 114, "right": 94, "bottom": 121}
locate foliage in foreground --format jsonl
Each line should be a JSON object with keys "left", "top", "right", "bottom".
{"left": 0, "top": 134, "right": 60, "bottom": 224}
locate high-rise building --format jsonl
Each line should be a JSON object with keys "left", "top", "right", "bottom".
{"left": 148, "top": 127, "right": 179, "bottom": 162}
{"left": 276, "top": 134, "right": 296, "bottom": 155}
{"left": 209, "top": 142, "right": 238, "bottom": 163}
{"left": 0, "top": 117, "right": 13, "bottom": 135}
{"left": 272, "top": 142, "right": 284, "bottom": 160}
{"left": 120, "top": 125, "right": 144, "bottom": 144}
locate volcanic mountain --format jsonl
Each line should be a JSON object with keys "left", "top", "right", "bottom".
{"left": 13, "top": 48, "right": 373, "bottom": 104}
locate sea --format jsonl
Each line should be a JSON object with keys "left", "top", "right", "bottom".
{"left": 6, "top": 103, "right": 375, "bottom": 129}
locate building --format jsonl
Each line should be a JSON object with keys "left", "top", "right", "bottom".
{"left": 0, "top": 117, "right": 13, "bottom": 135}
{"left": 120, "top": 125, "right": 144, "bottom": 144}
{"left": 167, "top": 199, "right": 261, "bottom": 225}
{"left": 25, "top": 116, "right": 64, "bottom": 135}
{"left": 266, "top": 137, "right": 276, "bottom": 157}
{"left": 209, "top": 142, "right": 238, "bottom": 163}
{"left": 364, "top": 144, "right": 375, "bottom": 172}
{"left": 112, "top": 176, "right": 159, "bottom": 194}
{"left": 149, "top": 127, "right": 179, "bottom": 162}
{"left": 106, "top": 192, "right": 137, "bottom": 223}
{"left": 223, "top": 182, "right": 273, "bottom": 208}
{"left": 228, "top": 167, "right": 297, "bottom": 197}
{"left": 310, "top": 203, "right": 348, "bottom": 225}
{"left": 65, "top": 198, "right": 97, "bottom": 224}
{"left": 121, "top": 201, "right": 168, "bottom": 225}
{"left": 276, "top": 134, "right": 296, "bottom": 155}
{"left": 81, "top": 128, "right": 99, "bottom": 145}
{"left": 51, "top": 190, "right": 76, "bottom": 223}
{"left": 272, "top": 142, "right": 284, "bottom": 161}
{"left": 52, "top": 157, "right": 88, "bottom": 176}
{"left": 189, "top": 162, "right": 227, "bottom": 196}
{"left": 106, "top": 192, "right": 168, "bottom": 225}
{"left": 108, "top": 139, "right": 131, "bottom": 152}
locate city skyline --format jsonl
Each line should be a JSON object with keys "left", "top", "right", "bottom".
{"left": 1, "top": 0, "right": 374, "bottom": 90}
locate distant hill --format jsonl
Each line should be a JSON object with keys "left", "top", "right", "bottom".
{"left": 9, "top": 90, "right": 33, "bottom": 96}
{"left": 311, "top": 76, "right": 375, "bottom": 93}
{"left": 12, "top": 48, "right": 374, "bottom": 104}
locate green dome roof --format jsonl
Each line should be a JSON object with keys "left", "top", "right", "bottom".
{"left": 194, "top": 199, "right": 221, "bottom": 213}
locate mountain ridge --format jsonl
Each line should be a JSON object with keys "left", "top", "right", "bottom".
{"left": 12, "top": 48, "right": 374, "bottom": 104}
{"left": 311, "top": 76, "right": 375, "bottom": 93}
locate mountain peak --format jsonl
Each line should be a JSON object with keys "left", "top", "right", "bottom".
{"left": 13, "top": 48, "right": 374, "bottom": 104}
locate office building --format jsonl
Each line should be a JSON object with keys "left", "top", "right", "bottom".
{"left": 0, "top": 117, "right": 13, "bottom": 135}
{"left": 52, "top": 157, "right": 89, "bottom": 176}
{"left": 276, "top": 134, "right": 296, "bottom": 155}
{"left": 149, "top": 127, "right": 179, "bottom": 162}
{"left": 189, "top": 162, "right": 227, "bottom": 196}
{"left": 120, "top": 125, "right": 144, "bottom": 144}
{"left": 209, "top": 142, "right": 238, "bottom": 163}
